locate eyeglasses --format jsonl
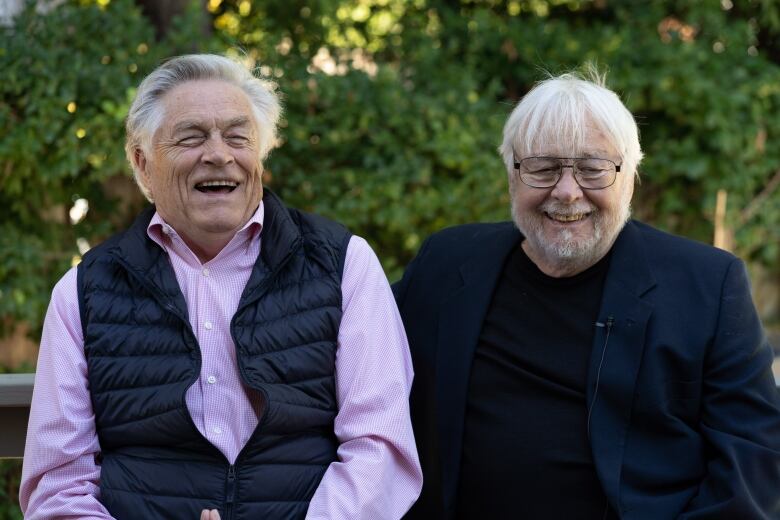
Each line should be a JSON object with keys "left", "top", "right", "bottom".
{"left": 513, "top": 156, "right": 622, "bottom": 190}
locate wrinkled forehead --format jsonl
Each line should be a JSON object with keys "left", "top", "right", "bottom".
{"left": 514, "top": 109, "right": 622, "bottom": 161}
{"left": 152, "top": 79, "right": 260, "bottom": 139}
{"left": 161, "top": 79, "right": 253, "bottom": 117}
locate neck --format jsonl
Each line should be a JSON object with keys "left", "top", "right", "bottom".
{"left": 521, "top": 240, "right": 609, "bottom": 278}
{"left": 180, "top": 231, "right": 237, "bottom": 263}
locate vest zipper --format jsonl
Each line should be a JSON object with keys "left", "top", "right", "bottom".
{"left": 225, "top": 464, "right": 236, "bottom": 520}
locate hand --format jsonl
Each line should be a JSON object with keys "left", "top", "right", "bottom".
{"left": 200, "top": 509, "right": 221, "bottom": 520}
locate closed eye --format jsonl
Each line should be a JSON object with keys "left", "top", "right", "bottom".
{"left": 226, "top": 135, "right": 249, "bottom": 145}
{"left": 178, "top": 135, "right": 205, "bottom": 146}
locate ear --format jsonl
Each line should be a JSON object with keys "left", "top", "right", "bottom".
{"left": 132, "top": 147, "right": 153, "bottom": 193}
{"left": 132, "top": 147, "right": 148, "bottom": 177}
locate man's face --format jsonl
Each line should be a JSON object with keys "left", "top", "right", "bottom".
{"left": 136, "top": 79, "right": 263, "bottom": 251}
{"left": 510, "top": 122, "right": 634, "bottom": 276}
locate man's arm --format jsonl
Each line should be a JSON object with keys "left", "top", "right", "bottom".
{"left": 681, "top": 258, "right": 780, "bottom": 518}
{"left": 19, "top": 267, "right": 114, "bottom": 520}
{"left": 305, "top": 236, "right": 423, "bottom": 519}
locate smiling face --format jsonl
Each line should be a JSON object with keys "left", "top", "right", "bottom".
{"left": 134, "top": 79, "right": 263, "bottom": 261}
{"left": 510, "top": 122, "right": 634, "bottom": 277}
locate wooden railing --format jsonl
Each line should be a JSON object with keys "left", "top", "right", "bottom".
{"left": 0, "top": 373, "right": 34, "bottom": 458}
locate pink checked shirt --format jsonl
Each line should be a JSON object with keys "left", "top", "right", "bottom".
{"left": 20, "top": 203, "right": 422, "bottom": 519}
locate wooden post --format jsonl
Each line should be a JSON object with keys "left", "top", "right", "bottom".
{"left": 713, "top": 189, "right": 730, "bottom": 251}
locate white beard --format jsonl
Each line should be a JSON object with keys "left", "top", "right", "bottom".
{"left": 511, "top": 195, "right": 631, "bottom": 274}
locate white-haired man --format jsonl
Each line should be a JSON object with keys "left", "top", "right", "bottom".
{"left": 20, "top": 54, "right": 422, "bottom": 520}
{"left": 394, "top": 72, "right": 780, "bottom": 519}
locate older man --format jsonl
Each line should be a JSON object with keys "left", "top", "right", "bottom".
{"left": 394, "top": 72, "right": 780, "bottom": 519}
{"left": 20, "top": 54, "right": 421, "bottom": 520}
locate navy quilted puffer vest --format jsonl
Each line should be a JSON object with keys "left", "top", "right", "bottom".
{"left": 77, "top": 191, "right": 351, "bottom": 520}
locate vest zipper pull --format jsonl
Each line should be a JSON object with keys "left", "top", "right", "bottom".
{"left": 226, "top": 465, "right": 236, "bottom": 504}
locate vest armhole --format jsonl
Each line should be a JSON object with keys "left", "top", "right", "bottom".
{"left": 337, "top": 231, "right": 353, "bottom": 281}
{"left": 76, "top": 261, "right": 88, "bottom": 346}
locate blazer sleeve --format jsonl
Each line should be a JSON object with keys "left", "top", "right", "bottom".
{"left": 680, "top": 258, "right": 780, "bottom": 518}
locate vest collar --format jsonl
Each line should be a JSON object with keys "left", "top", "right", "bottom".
{"left": 109, "top": 189, "right": 302, "bottom": 319}
{"left": 257, "top": 189, "right": 302, "bottom": 272}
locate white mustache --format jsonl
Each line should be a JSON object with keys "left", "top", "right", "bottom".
{"left": 539, "top": 202, "right": 596, "bottom": 216}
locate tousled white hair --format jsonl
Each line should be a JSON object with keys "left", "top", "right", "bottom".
{"left": 499, "top": 69, "right": 643, "bottom": 180}
{"left": 125, "top": 54, "right": 282, "bottom": 200}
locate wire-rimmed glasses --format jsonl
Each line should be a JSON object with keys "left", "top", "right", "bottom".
{"left": 513, "top": 156, "right": 622, "bottom": 190}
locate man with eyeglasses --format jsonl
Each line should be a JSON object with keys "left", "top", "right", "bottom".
{"left": 394, "top": 71, "right": 780, "bottom": 519}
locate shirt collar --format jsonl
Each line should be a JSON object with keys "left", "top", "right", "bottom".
{"left": 146, "top": 202, "right": 264, "bottom": 262}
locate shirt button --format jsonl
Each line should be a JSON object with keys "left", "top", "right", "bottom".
{"left": 207, "top": 375, "right": 216, "bottom": 384}
{"left": 202, "top": 268, "right": 209, "bottom": 277}
{"left": 213, "top": 426, "right": 222, "bottom": 434}
{"left": 204, "top": 321, "right": 213, "bottom": 330}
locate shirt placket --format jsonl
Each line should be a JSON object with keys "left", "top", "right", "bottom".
{"left": 197, "top": 263, "right": 227, "bottom": 446}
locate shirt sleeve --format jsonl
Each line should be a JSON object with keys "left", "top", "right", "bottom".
{"left": 306, "top": 236, "right": 423, "bottom": 519}
{"left": 19, "top": 267, "right": 115, "bottom": 520}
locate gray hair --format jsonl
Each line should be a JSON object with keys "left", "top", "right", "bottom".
{"left": 125, "top": 54, "right": 282, "bottom": 200}
{"left": 499, "top": 69, "right": 643, "bottom": 180}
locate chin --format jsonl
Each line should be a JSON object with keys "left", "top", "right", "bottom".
{"left": 512, "top": 204, "right": 623, "bottom": 269}
{"left": 193, "top": 212, "right": 246, "bottom": 234}
{"left": 548, "top": 234, "right": 598, "bottom": 259}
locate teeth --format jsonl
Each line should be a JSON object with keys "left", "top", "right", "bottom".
{"left": 549, "top": 213, "right": 586, "bottom": 222}
{"left": 196, "top": 180, "right": 238, "bottom": 188}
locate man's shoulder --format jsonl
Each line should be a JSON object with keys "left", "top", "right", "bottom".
{"left": 423, "top": 221, "right": 517, "bottom": 254}
{"left": 284, "top": 206, "right": 352, "bottom": 254}
{"left": 623, "top": 220, "right": 741, "bottom": 289}
{"left": 288, "top": 206, "right": 349, "bottom": 234}
{"left": 400, "top": 221, "right": 518, "bottom": 281}
{"left": 628, "top": 220, "right": 737, "bottom": 267}
{"left": 80, "top": 207, "right": 156, "bottom": 270}
{"left": 79, "top": 229, "right": 127, "bottom": 269}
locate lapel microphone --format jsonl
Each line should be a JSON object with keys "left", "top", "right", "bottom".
{"left": 595, "top": 316, "right": 615, "bottom": 329}
{"left": 587, "top": 316, "right": 615, "bottom": 439}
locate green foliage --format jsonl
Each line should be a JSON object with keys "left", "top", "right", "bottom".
{"left": 0, "top": 460, "right": 22, "bottom": 520}
{"left": 3, "top": 0, "right": 779, "bottom": 338}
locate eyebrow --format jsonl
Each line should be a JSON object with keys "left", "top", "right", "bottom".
{"left": 171, "top": 116, "right": 252, "bottom": 134}
{"left": 578, "top": 150, "right": 613, "bottom": 158}
{"left": 224, "top": 116, "right": 251, "bottom": 129}
{"left": 171, "top": 121, "right": 204, "bottom": 134}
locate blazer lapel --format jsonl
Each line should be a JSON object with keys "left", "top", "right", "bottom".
{"left": 586, "top": 221, "right": 657, "bottom": 509}
{"left": 436, "top": 224, "right": 521, "bottom": 513}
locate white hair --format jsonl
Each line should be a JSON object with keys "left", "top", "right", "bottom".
{"left": 499, "top": 69, "right": 643, "bottom": 180}
{"left": 125, "top": 54, "right": 282, "bottom": 200}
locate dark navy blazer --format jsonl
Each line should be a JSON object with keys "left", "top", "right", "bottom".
{"left": 394, "top": 220, "right": 780, "bottom": 519}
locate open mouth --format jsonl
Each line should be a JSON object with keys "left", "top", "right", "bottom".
{"left": 194, "top": 180, "right": 239, "bottom": 194}
{"left": 544, "top": 211, "right": 590, "bottom": 223}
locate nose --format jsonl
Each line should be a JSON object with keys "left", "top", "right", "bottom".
{"left": 550, "top": 166, "right": 583, "bottom": 203}
{"left": 201, "top": 134, "right": 235, "bottom": 167}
